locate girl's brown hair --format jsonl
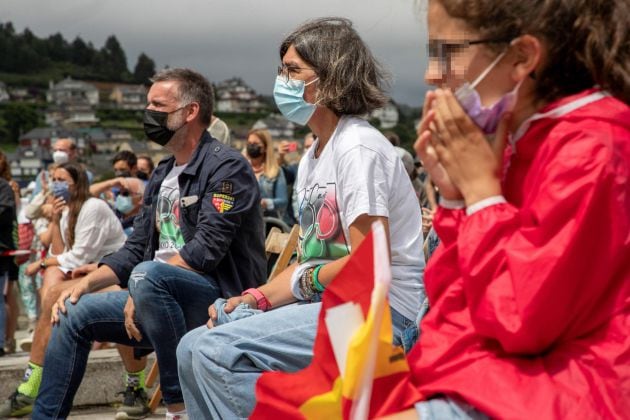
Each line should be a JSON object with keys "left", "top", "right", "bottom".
{"left": 433, "top": 0, "right": 630, "bottom": 104}
{"left": 56, "top": 162, "right": 90, "bottom": 249}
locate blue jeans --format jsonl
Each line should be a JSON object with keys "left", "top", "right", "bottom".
{"left": 33, "top": 261, "right": 220, "bottom": 418}
{"left": 415, "top": 398, "right": 489, "bottom": 420}
{"left": 177, "top": 301, "right": 416, "bottom": 419}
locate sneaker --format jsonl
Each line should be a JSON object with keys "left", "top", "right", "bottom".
{"left": 18, "top": 335, "right": 32, "bottom": 353}
{"left": 0, "top": 391, "right": 35, "bottom": 418}
{"left": 115, "top": 386, "right": 150, "bottom": 420}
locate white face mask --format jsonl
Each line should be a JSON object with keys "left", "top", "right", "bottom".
{"left": 454, "top": 50, "right": 522, "bottom": 134}
{"left": 52, "top": 150, "right": 69, "bottom": 164}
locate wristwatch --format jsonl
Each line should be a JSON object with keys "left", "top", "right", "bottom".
{"left": 40, "top": 259, "right": 47, "bottom": 269}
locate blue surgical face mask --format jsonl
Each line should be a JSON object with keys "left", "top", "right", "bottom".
{"left": 273, "top": 76, "right": 319, "bottom": 126}
{"left": 454, "top": 50, "right": 521, "bottom": 134}
{"left": 115, "top": 194, "right": 134, "bottom": 215}
{"left": 52, "top": 181, "right": 71, "bottom": 202}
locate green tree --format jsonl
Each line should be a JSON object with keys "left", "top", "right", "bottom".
{"left": 47, "top": 32, "right": 70, "bottom": 62}
{"left": 133, "top": 52, "right": 156, "bottom": 85}
{"left": 70, "top": 37, "right": 95, "bottom": 67}
{"left": 97, "top": 35, "right": 130, "bottom": 81}
{"left": 0, "top": 103, "right": 41, "bottom": 143}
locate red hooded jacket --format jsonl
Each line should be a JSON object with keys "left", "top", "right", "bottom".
{"left": 409, "top": 89, "right": 630, "bottom": 419}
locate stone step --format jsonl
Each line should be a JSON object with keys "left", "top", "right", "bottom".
{"left": 0, "top": 349, "right": 157, "bottom": 409}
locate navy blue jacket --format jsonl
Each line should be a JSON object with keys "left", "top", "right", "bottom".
{"left": 101, "top": 132, "right": 266, "bottom": 297}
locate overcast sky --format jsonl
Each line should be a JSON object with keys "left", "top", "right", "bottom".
{"left": 3, "top": 0, "right": 429, "bottom": 107}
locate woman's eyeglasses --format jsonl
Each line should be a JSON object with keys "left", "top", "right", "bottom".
{"left": 277, "top": 64, "right": 314, "bottom": 83}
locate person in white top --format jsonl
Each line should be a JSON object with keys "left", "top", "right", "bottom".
{"left": 177, "top": 17, "right": 426, "bottom": 419}
{"left": 3, "top": 162, "right": 126, "bottom": 415}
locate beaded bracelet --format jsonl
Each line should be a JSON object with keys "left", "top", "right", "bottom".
{"left": 299, "top": 267, "right": 316, "bottom": 300}
{"left": 312, "top": 265, "right": 325, "bottom": 292}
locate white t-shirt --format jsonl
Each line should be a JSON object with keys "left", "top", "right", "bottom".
{"left": 154, "top": 163, "right": 188, "bottom": 263}
{"left": 53, "top": 197, "right": 126, "bottom": 271}
{"left": 294, "top": 116, "right": 425, "bottom": 320}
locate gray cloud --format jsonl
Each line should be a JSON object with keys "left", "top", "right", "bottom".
{"left": 3, "top": 0, "right": 429, "bottom": 106}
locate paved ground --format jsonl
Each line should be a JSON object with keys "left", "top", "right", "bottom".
{"left": 1, "top": 318, "right": 164, "bottom": 419}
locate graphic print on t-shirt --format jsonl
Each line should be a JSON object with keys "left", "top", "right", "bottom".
{"left": 297, "top": 182, "right": 349, "bottom": 263}
{"left": 156, "top": 185, "right": 185, "bottom": 251}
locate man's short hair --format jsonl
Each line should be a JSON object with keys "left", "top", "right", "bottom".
{"left": 150, "top": 68, "right": 214, "bottom": 127}
{"left": 112, "top": 150, "right": 137, "bottom": 167}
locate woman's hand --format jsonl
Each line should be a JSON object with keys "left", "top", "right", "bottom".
{"left": 426, "top": 88, "right": 509, "bottom": 206}
{"left": 206, "top": 295, "right": 256, "bottom": 328}
{"left": 414, "top": 91, "right": 463, "bottom": 201}
{"left": 25, "top": 260, "right": 41, "bottom": 277}
{"left": 50, "top": 196, "right": 66, "bottom": 223}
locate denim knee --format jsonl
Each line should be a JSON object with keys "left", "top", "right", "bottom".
{"left": 128, "top": 261, "right": 163, "bottom": 298}
{"left": 177, "top": 328, "right": 201, "bottom": 373}
{"left": 59, "top": 297, "right": 92, "bottom": 337}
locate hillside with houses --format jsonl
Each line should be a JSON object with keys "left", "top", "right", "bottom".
{"left": 0, "top": 21, "right": 417, "bottom": 185}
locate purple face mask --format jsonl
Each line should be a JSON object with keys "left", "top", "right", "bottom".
{"left": 454, "top": 51, "right": 521, "bottom": 134}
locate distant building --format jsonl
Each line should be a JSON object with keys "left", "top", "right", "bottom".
{"left": 45, "top": 103, "right": 99, "bottom": 127}
{"left": 370, "top": 101, "right": 400, "bottom": 129}
{"left": 7, "top": 87, "right": 33, "bottom": 102}
{"left": 110, "top": 84, "right": 147, "bottom": 110}
{"left": 0, "top": 82, "right": 9, "bottom": 103}
{"left": 18, "top": 127, "right": 77, "bottom": 151}
{"left": 215, "top": 78, "right": 265, "bottom": 113}
{"left": 252, "top": 114, "right": 295, "bottom": 139}
{"left": 47, "top": 77, "right": 99, "bottom": 106}
{"left": 13, "top": 128, "right": 81, "bottom": 180}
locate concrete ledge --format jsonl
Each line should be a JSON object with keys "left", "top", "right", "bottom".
{"left": 0, "top": 349, "right": 157, "bottom": 408}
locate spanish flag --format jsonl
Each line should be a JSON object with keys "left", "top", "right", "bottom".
{"left": 252, "top": 222, "right": 421, "bottom": 419}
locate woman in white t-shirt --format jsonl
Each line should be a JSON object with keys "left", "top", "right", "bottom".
{"left": 177, "top": 18, "right": 426, "bottom": 419}
{"left": 25, "top": 162, "right": 126, "bottom": 284}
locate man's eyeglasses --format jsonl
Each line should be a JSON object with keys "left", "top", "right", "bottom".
{"left": 427, "top": 38, "right": 510, "bottom": 69}
{"left": 277, "top": 64, "right": 315, "bottom": 83}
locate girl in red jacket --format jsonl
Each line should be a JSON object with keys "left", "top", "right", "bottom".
{"left": 393, "top": 0, "right": 630, "bottom": 418}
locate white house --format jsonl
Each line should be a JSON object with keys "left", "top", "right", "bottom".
{"left": 252, "top": 114, "right": 295, "bottom": 139}
{"left": 370, "top": 101, "right": 400, "bottom": 129}
{"left": 215, "top": 78, "right": 265, "bottom": 113}
{"left": 47, "top": 77, "right": 99, "bottom": 106}
{"left": 45, "top": 104, "right": 99, "bottom": 127}
{"left": 110, "top": 84, "right": 147, "bottom": 110}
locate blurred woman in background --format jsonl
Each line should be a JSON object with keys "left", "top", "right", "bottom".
{"left": 245, "top": 128, "right": 288, "bottom": 221}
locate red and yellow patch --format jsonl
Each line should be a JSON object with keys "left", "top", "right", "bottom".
{"left": 212, "top": 193, "right": 234, "bottom": 213}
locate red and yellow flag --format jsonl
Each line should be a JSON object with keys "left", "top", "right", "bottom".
{"left": 252, "top": 222, "right": 421, "bottom": 419}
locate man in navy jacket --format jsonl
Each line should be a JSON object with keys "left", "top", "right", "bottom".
{"left": 33, "top": 68, "right": 266, "bottom": 419}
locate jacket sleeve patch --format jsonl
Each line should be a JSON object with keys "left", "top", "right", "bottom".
{"left": 212, "top": 193, "right": 235, "bottom": 213}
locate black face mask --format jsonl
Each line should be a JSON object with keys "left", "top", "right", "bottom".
{"left": 114, "top": 170, "right": 131, "bottom": 178}
{"left": 143, "top": 108, "right": 181, "bottom": 146}
{"left": 247, "top": 143, "right": 264, "bottom": 159}
{"left": 136, "top": 171, "right": 149, "bottom": 181}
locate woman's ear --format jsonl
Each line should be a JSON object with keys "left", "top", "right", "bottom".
{"left": 510, "top": 34, "right": 543, "bottom": 82}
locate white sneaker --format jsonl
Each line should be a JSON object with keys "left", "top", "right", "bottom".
{"left": 18, "top": 334, "right": 33, "bottom": 352}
